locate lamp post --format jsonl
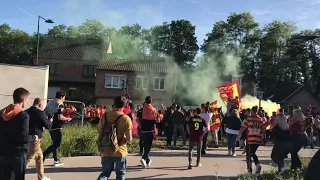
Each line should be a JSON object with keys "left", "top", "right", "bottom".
{"left": 35, "top": 16, "right": 54, "bottom": 66}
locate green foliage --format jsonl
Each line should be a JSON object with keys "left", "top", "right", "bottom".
{"left": 237, "top": 158, "right": 310, "bottom": 180}
{"left": 2, "top": 13, "right": 320, "bottom": 95}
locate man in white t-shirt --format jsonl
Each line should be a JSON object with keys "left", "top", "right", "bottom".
{"left": 199, "top": 107, "right": 212, "bottom": 154}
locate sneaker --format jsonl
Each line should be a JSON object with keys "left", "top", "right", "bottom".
{"left": 147, "top": 159, "right": 152, "bottom": 168}
{"left": 277, "top": 167, "right": 287, "bottom": 176}
{"left": 242, "top": 150, "right": 246, "bottom": 154}
{"left": 255, "top": 164, "right": 262, "bottom": 174}
{"left": 188, "top": 164, "right": 192, "bottom": 169}
{"left": 42, "top": 177, "right": 51, "bottom": 180}
{"left": 228, "top": 151, "right": 231, "bottom": 155}
{"left": 53, "top": 160, "right": 64, "bottom": 167}
{"left": 140, "top": 159, "right": 147, "bottom": 169}
{"left": 196, "top": 163, "right": 202, "bottom": 167}
{"left": 232, "top": 153, "right": 237, "bottom": 157}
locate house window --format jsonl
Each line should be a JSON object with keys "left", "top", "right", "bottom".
{"left": 45, "top": 63, "right": 60, "bottom": 75}
{"left": 154, "top": 77, "right": 165, "bottom": 90}
{"left": 82, "top": 65, "right": 95, "bottom": 77}
{"left": 136, "top": 76, "right": 148, "bottom": 90}
{"left": 105, "top": 75, "right": 126, "bottom": 89}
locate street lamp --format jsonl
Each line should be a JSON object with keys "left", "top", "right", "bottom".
{"left": 35, "top": 16, "right": 54, "bottom": 66}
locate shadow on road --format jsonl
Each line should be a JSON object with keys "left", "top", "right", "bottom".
{"left": 128, "top": 175, "right": 237, "bottom": 180}
{"left": 26, "top": 166, "right": 143, "bottom": 174}
{"left": 150, "top": 151, "right": 230, "bottom": 158}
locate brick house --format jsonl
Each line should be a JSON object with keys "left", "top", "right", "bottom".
{"left": 269, "top": 84, "right": 320, "bottom": 114}
{"left": 38, "top": 37, "right": 177, "bottom": 106}
{"left": 95, "top": 56, "right": 177, "bottom": 108}
{"left": 38, "top": 37, "right": 107, "bottom": 102}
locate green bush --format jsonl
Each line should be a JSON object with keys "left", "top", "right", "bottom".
{"left": 41, "top": 125, "right": 166, "bottom": 157}
{"left": 238, "top": 158, "right": 310, "bottom": 180}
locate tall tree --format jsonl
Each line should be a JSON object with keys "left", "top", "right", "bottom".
{"left": 201, "top": 13, "right": 261, "bottom": 78}
{"left": 257, "top": 21, "right": 296, "bottom": 94}
{"left": 151, "top": 20, "right": 199, "bottom": 66}
{"left": 0, "top": 23, "right": 35, "bottom": 65}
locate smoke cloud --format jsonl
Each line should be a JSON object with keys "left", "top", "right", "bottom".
{"left": 60, "top": 0, "right": 244, "bottom": 111}
{"left": 241, "top": 95, "right": 280, "bottom": 115}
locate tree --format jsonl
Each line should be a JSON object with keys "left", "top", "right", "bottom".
{"left": 257, "top": 21, "right": 296, "bottom": 94}
{"left": 0, "top": 23, "right": 35, "bottom": 65}
{"left": 201, "top": 13, "right": 261, "bottom": 78}
{"left": 151, "top": 20, "right": 199, "bottom": 66}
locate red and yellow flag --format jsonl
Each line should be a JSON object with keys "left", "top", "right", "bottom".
{"left": 217, "top": 80, "right": 241, "bottom": 105}
{"left": 210, "top": 101, "right": 221, "bottom": 130}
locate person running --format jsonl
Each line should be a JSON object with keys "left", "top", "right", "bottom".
{"left": 289, "top": 108, "right": 309, "bottom": 170}
{"left": 140, "top": 96, "right": 160, "bottom": 168}
{"left": 0, "top": 88, "right": 31, "bottom": 180}
{"left": 237, "top": 106, "right": 265, "bottom": 175}
{"left": 270, "top": 113, "right": 292, "bottom": 177}
{"left": 97, "top": 96, "right": 133, "bottom": 180}
{"left": 25, "top": 98, "right": 52, "bottom": 180}
{"left": 223, "top": 109, "right": 242, "bottom": 157}
{"left": 43, "top": 104, "right": 72, "bottom": 166}
{"left": 171, "top": 105, "right": 187, "bottom": 148}
{"left": 200, "top": 107, "right": 212, "bottom": 154}
{"left": 187, "top": 108, "right": 207, "bottom": 169}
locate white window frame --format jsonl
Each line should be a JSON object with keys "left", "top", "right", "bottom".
{"left": 136, "top": 76, "right": 149, "bottom": 90}
{"left": 153, "top": 77, "right": 165, "bottom": 91}
{"left": 104, "top": 74, "right": 126, "bottom": 89}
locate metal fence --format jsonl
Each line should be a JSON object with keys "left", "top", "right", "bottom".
{"left": 0, "top": 94, "right": 86, "bottom": 126}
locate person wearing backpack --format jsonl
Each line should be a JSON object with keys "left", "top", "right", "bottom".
{"left": 97, "top": 96, "right": 133, "bottom": 180}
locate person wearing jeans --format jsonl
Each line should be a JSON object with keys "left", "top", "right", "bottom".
{"left": 171, "top": 106, "right": 186, "bottom": 147}
{"left": 289, "top": 109, "right": 309, "bottom": 170}
{"left": 270, "top": 113, "right": 292, "bottom": 176}
{"left": 97, "top": 96, "right": 133, "bottom": 180}
{"left": 43, "top": 105, "right": 72, "bottom": 167}
{"left": 223, "top": 109, "right": 242, "bottom": 156}
{"left": 141, "top": 132, "right": 154, "bottom": 165}
{"left": 140, "top": 96, "right": 161, "bottom": 168}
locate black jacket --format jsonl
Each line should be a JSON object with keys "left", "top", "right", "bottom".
{"left": 305, "top": 149, "right": 320, "bottom": 180}
{"left": 170, "top": 110, "right": 185, "bottom": 125}
{"left": 25, "top": 106, "right": 52, "bottom": 139}
{"left": 223, "top": 116, "right": 242, "bottom": 131}
{"left": 0, "top": 106, "right": 30, "bottom": 156}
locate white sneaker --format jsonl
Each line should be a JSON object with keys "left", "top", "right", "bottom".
{"left": 196, "top": 163, "right": 202, "bottom": 167}
{"left": 53, "top": 160, "right": 64, "bottom": 167}
{"left": 232, "top": 153, "right": 237, "bottom": 157}
{"left": 42, "top": 177, "right": 51, "bottom": 180}
{"left": 140, "top": 159, "right": 147, "bottom": 169}
{"left": 147, "top": 159, "right": 152, "bottom": 168}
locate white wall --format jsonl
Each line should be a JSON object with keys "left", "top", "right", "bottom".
{"left": 0, "top": 64, "right": 49, "bottom": 109}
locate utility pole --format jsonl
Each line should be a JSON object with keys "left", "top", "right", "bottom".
{"left": 257, "top": 91, "right": 264, "bottom": 108}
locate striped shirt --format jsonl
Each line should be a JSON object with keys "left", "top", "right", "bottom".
{"left": 242, "top": 113, "right": 266, "bottom": 144}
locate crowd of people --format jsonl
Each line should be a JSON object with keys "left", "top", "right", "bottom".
{"left": 0, "top": 88, "right": 320, "bottom": 180}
